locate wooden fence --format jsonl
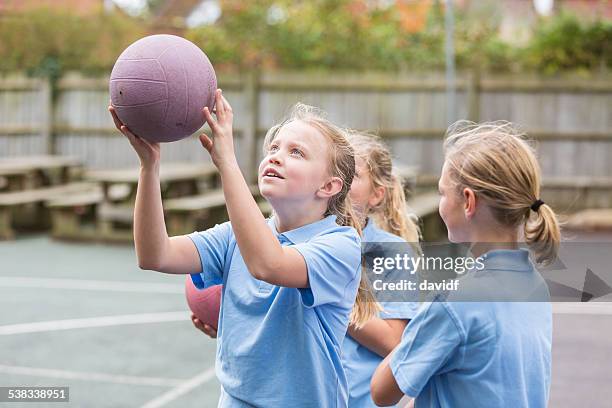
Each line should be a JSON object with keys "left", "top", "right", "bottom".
{"left": 1, "top": 71, "right": 611, "bottom": 208}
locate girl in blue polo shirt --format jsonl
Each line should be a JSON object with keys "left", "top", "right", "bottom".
{"left": 343, "top": 132, "right": 421, "bottom": 407}
{"left": 109, "top": 91, "right": 372, "bottom": 407}
{"left": 371, "top": 121, "right": 560, "bottom": 407}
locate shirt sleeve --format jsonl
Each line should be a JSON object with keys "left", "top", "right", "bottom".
{"left": 374, "top": 241, "right": 420, "bottom": 320}
{"left": 294, "top": 227, "right": 361, "bottom": 308}
{"left": 389, "top": 300, "right": 465, "bottom": 398}
{"left": 187, "top": 222, "right": 233, "bottom": 289}
{"left": 379, "top": 301, "right": 420, "bottom": 320}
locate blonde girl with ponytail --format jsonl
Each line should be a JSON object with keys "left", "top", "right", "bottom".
{"left": 342, "top": 131, "right": 422, "bottom": 408}
{"left": 111, "top": 93, "right": 364, "bottom": 407}
{"left": 372, "top": 121, "right": 559, "bottom": 408}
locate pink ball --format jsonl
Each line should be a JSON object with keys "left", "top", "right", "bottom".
{"left": 185, "top": 278, "right": 221, "bottom": 331}
{"left": 109, "top": 34, "right": 217, "bottom": 143}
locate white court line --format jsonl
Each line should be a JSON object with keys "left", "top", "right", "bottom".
{"left": 140, "top": 368, "right": 217, "bottom": 408}
{"left": 0, "top": 277, "right": 183, "bottom": 294}
{"left": 0, "top": 312, "right": 188, "bottom": 335}
{"left": 552, "top": 302, "right": 612, "bottom": 315}
{"left": 0, "top": 364, "right": 183, "bottom": 387}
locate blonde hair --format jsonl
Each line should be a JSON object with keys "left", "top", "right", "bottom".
{"left": 262, "top": 103, "right": 377, "bottom": 327}
{"left": 443, "top": 121, "right": 560, "bottom": 265}
{"left": 348, "top": 131, "right": 421, "bottom": 245}
{"left": 348, "top": 131, "right": 424, "bottom": 326}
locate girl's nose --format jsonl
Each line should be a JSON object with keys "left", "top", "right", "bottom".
{"left": 268, "top": 152, "right": 282, "bottom": 165}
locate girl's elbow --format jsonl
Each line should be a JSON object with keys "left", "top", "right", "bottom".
{"left": 137, "top": 255, "right": 163, "bottom": 271}
{"left": 370, "top": 369, "right": 401, "bottom": 406}
{"left": 370, "top": 383, "right": 388, "bottom": 406}
{"left": 371, "top": 388, "right": 398, "bottom": 407}
{"left": 248, "top": 259, "right": 280, "bottom": 282}
{"left": 138, "top": 260, "right": 159, "bottom": 271}
{"left": 249, "top": 265, "right": 273, "bottom": 282}
{"left": 249, "top": 268, "right": 266, "bottom": 281}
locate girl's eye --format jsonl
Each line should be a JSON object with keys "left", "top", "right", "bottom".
{"left": 291, "top": 148, "right": 303, "bottom": 157}
{"left": 269, "top": 145, "right": 279, "bottom": 152}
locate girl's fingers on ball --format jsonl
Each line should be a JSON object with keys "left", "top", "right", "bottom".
{"left": 109, "top": 107, "right": 123, "bottom": 130}
{"left": 203, "top": 107, "right": 219, "bottom": 132}
{"left": 192, "top": 317, "right": 205, "bottom": 331}
{"left": 221, "top": 94, "right": 232, "bottom": 113}
{"left": 199, "top": 134, "right": 213, "bottom": 152}
{"left": 120, "top": 125, "right": 134, "bottom": 139}
{"left": 215, "top": 90, "right": 225, "bottom": 118}
{"left": 203, "top": 324, "right": 217, "bottom": 338}
{"left": 121, "top": 126, "right": 142, "bottom": 148}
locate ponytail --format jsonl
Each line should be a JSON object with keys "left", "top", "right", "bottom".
{"left": 525, "top": 203, "right": 560, "bottom": 265}
{"left": 343, "top": 131, "right": 424, "bottom": 326}
{"left": 375, "top": 174, "right": 422, "bottom": 250}
{"left": 339, "top": 194, "right": 381, "bottom": 328}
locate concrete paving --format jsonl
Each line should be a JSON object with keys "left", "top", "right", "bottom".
{"left": 1, "top": 235, "right": 611, "bottom": 407}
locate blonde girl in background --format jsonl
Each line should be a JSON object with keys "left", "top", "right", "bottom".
{"left": 109, "top": 93, "right": 374, "bottom": 407}
{"left": 371, "top": 121, "right": 560, "bottom": 408}
{"left": 343, "top": 131, "right": 421, "bottom": 407}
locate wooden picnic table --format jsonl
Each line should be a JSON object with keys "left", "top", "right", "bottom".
{"left": 0, "top": 155, "right": 83, "bottom": 191}
{"left": 81, "top": 162, "right": 219, "bottom": 242}
{"left": 85, "top": 162, "right": 219, "bottom": 203}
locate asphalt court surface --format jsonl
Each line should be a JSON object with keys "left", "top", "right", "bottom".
{"left": 1, "top": 235, "right": 611, "bottom": 407}
{"left": 0, "top": 236, "right": 220, "bottom": 407}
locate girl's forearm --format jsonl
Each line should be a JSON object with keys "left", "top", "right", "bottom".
{"left": 371, "top": 351, "right": 407, "bottom": 406}
{"left": 217, "top": 160, "right": 283, "bottom": 278}
{"left": 133, "top": 164, "right": 170, "bottom": 269}
{"left": 348, "top": 317, "right": 407, "bottom": 358}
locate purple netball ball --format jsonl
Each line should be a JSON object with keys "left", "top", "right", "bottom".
{"left": 109, "top": 34, "right": 217, "bottom": 143}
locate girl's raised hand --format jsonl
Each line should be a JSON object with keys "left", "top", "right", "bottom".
{"left": 108, "top": 104, "right": 160, "bottom": 168}
{"left": 200, "top": 89, "right": 236, "bottom": 169}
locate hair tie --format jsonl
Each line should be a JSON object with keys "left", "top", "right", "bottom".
{"left": 530, "top": 199, "right": 545, "bottom": 212}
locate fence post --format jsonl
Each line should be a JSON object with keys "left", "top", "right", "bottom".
{"left": 40, "top": 76, "right": 54, "bottom": 154}
{"left": 243, "top": 70, "right": 260, "bottom": 184}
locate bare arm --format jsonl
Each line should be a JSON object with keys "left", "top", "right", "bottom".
{"left": 347, "top": 318, "right": 408, "bottom": 358}
{"left": 371, "top": 351, "right": 412, "bottom": 407}
{"left": 200, "top": 90, "right": 308, "bottom": 288}
{"left": 109, "top": 106, "right": 201, "bottom": 274}
{"left": 217, "top": 160, "right": 308, "bottom": 287}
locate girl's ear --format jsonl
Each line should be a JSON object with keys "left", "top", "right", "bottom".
{"left": 316, "top": 177, "right": 343, "bottom": 198}
{"left": 462, "top": 187, "right": 477, "bottom": 219}
{"left": 368, "top": 185, "right": 385, "bottom": 208}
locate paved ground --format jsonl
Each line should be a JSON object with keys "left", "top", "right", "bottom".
{"left": 1, "top": 235, "right": 611, "bottom": 407}
{"left": 0, "top": 236, "right": 220, "bottom": 407}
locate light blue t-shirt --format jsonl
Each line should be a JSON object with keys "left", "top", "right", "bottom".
{"left": 389, "top": 249, "right": 552, "bottom": 408}
{"left": 342, "top": 220, "right": 420, "bottom": 407}
{"left": 188, "top": 215, "right": 361, "bottom": 408}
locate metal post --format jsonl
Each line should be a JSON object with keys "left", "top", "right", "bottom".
{"left": 445, "top": 0, "right": 456, "bottom": 125}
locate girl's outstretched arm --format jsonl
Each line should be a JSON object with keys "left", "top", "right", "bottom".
{"left": 108, "top": 107, "right": 201, "bottom": 274}
{"left": 201, "top": 90, "right": 308, "bottom": 288}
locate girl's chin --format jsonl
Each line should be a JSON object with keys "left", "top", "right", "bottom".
{"left": 259, "top": 188, "right": 282, "bottom": 200}
{"left": 447, "top": 231, "right": 467, "bottom": 243}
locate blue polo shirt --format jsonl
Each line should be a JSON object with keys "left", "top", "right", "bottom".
{"left": 342, "top": 220, "right": 420, "bottom": 407}
{"left": 389, "top": 249, "right": 552, "bottom": 408}
{"left": 188, "top": 215, "right": 361, "bottom": 407}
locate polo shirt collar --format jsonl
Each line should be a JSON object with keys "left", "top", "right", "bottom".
{"left": 363, "top": 217, "right": 375, "bottom": 236}
{"left": 268, "top": 215, "right": 338, "bottom": 244}
{"left": 479, "top": 248, "right": 532, "bottom": 272}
